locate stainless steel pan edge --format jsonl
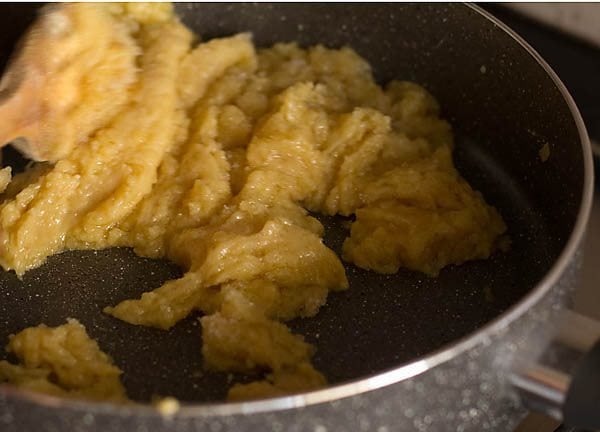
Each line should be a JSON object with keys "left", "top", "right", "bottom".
{"left": 0, "top": 3, "right": 593, "bottom": 431}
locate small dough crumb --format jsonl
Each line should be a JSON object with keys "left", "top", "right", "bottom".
{"left": 155, "top": 396, "right": 181, "bottom": 417}
{"left": 539, "top": 142, "right": 550, "bottom": 162}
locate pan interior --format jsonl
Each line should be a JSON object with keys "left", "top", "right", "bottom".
{"left": 0, "top": 3, "right": 582, "bottom": 402}
{"left": 0, "top": 135, "right": 554, "bottom": 402}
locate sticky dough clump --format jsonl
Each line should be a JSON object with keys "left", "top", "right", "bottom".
{"left": 0, "top": 3, "right": 506, "bottom": 401}
{"left": 0, "top": 319, "right": 127, "bottom": 402}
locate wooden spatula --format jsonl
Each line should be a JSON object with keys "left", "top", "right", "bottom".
{"left": 0, "top": 3, "right": 138, "bottom": 162}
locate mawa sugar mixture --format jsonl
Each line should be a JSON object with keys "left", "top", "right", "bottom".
{"left": 0, "top": 3, "right": 506, "bottom": 402}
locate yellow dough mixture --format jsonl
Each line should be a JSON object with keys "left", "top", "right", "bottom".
{"left": 0, "top": 319, "right": 127, "bottom": 402}
{"left": 0, "top": 3, "right": 506, "bottom": 401}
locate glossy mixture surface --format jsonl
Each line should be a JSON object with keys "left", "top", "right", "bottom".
{"left": 0, "top": 3, "right": 506, "bottom": 401}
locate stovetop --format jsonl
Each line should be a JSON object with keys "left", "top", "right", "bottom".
{"left": 482, "top": 5, "right": 600, "bottom": 432}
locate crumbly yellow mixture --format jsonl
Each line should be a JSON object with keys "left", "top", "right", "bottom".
{"left": 0, "top": 319, "right": 127, "bottom": 402}
{"left": 0, "top": 3, "right": 506, "bottom": 401}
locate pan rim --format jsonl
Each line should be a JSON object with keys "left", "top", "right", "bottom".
{"left": 1, "top": 2, "right": 594, "bottom": 419}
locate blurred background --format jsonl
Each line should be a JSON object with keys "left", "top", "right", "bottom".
{"left": 484, "top": 4, "right": 600, "bottom": 431}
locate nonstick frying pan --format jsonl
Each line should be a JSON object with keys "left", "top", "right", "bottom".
{"left": 0, "top": 3, "right": 595, "bottom": 432}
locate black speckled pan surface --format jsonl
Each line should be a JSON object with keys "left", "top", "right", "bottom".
{"left": 0, "top": 3, "right": 584, "bottom": 403}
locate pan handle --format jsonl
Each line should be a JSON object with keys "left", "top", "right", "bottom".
{"left": 510, "top": 310, "right": 600, "bottom": 429}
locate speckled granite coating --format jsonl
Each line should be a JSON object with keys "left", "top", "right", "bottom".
{"left": 0, "top": 252, "right": 581, "bottom": 431}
